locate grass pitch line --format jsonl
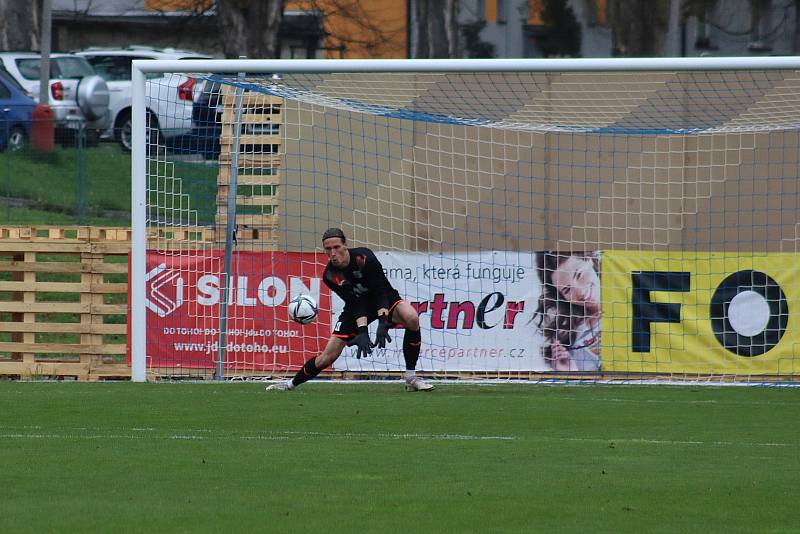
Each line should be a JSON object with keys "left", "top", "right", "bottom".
{"left": 545, "top": 436, "right": 795, "bottom": 448}
{"left": 0, "top": 428, "right": 517, "bottom": 442}
{"left": 553, "top": 395, "right": 800, "bottom": 407}
{"left": 0, "top": 427, "right": 795, "bottom": 448}
{"left": 277, "top": 430, "right": 517, "bottom": 441}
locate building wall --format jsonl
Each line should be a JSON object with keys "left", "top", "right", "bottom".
{"left": 465, "top": 0, "right": 799, "bottom": 59}
{"left": 576, "top": 0, "right": 800, "bottom": 58}
{"left": 288, "top": 0, "right": 407, "bottom": 59}
{"left": 567, "top": 0, "right": 611, "bottom": 58}
{"left": 52, "top": 18, "right": 218, "bottom": 55}
{"left": 122, "top": 0, "right": 408, "bottom": 59}
{"left": 463, "top": 0, "right": 531, "bottom": 58}
{"left": 678, "top": 0, "right": 799, "bottom": 57}
{"left": 53, "top": 0, "right": 800, "bottom": 61}
{"left": 53, "top": 0, "right": 322, "bottom": 57}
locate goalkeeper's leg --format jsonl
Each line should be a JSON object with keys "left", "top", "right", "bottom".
{"left": 391, "top": 301, "right": 434, "bottom": 392}
{"left": 267, "top": 336, "right": 347, "bottom": 390}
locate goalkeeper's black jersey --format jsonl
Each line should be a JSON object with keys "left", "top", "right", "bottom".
{"left": 323, "top": 247, "right": 397, "bottom": 319}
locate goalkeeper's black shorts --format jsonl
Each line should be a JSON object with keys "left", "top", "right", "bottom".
{"left": 332, "top": 292, "right": 403, "bottom": 341}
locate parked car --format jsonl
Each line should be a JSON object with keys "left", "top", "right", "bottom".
{"left": 0, "top": 52, "right": 110, "bottom": 146}
{"left": 191, "top": 78, "right": 281, "bottom": 160}
{"left": 191, "top": 78, "right": 223, "bottom": 160}
{"left": 75, "top": 47, "right": 211, "bottom": 151}
{"left": 0, "top": 66, "right": 36, "bottom": 151}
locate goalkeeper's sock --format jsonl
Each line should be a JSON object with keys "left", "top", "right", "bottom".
{"left": 403, "top": 329, "right": 422, "bottom": 371}
{"left": 291, "top": 357, "right": 322, "bottom": 387}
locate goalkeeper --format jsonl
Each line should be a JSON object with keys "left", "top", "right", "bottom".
{"left": 267, "top": 228, "right": 434, "bottom": 392}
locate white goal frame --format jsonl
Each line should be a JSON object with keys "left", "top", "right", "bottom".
{"left": 130, "top": 56, "right": 800, "bottom": 382}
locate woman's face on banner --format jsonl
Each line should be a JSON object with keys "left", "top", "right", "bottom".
{"left": 551, "top": 256, "right": 600, "bottom": 311}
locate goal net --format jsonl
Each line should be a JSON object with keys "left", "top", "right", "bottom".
{"left": 131, "top": 58, "right": 800, "bottom": 384}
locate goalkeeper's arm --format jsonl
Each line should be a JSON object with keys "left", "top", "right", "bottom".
{"left": 361, "top": 249, "right": 392, "bottom": 311}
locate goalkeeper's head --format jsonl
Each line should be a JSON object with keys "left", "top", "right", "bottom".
{"left": 322, "top": 227, "right": 346, "bottom": 244}
{"left": 322, "top": 227, "right": 349, "bottom": 268}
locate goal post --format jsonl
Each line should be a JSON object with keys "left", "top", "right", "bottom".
{"left": 131, "top": 57, "right": 800, "bottom": 384}
{"left": 131, "top": 64, "right": 147, "bottom": 383}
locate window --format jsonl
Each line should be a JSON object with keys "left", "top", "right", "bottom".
{"left": 695, "top": 12, "right": 714, "bottom": 50}
{"left": 748, "top": 0, "right": 773, "bottom": 51}
{"left": 84, "top": 55, "right": 164, "bottom": 80}
{"left": 16, "top": 57, "right": 94, "bottom": 80}
{"left": 16, "top": 59, "right": 41, "bottom": 80}
{"left": 0, "top": 79, "right": 11, "bottom": 100}
{"left": 0, "top": 66, "right": 26, "bottom": 92}
{"left": 52, "top": 57, "right": 94, "bottom": 79}
{"left": 497, "top": 0, "right": 507, "bottom": 24}
{"left": 84, "top": 56, "right": 134, "bottom": 82}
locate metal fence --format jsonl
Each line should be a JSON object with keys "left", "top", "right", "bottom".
{"left": 0, "top": 117, "right": 212, "bottom": 228}
{"left": 0, "top": 118, "right": 126, "bottom": 226}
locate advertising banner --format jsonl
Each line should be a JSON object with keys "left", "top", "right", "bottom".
{"left": 332, "top": 251, "right": 601, "bottom": 372}
{"left": 141, "top": 251, "right": 330, "bottom": 370}
{"left": 139, "top": 249, "right": 606, "bottom": 373}
{"left": 602, "top": 251, "right": 800, "bottom": 374}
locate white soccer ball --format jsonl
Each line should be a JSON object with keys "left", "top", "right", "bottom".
{"left": 288, "top": 294, "right": 318, "bottom": 325}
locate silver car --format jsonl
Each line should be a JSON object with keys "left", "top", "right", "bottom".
{"left": 0, "top": 52, "right": 109, "bottom": 145}
{"left": 75, "top": 47, "right": 210, "bottom": 151}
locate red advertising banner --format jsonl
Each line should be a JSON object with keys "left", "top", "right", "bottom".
{"left": 130, "top": 249, "right": 603, "bottom": 374}
{"left": 133, "top": 250, "right": 331, "bottom": 371}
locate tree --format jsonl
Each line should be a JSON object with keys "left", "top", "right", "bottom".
{"left": 409, "top": 0, "right": 459, "bottom": 58}
{"left": 461, "top": 20, "right": 495, "bottom": 58}
{"left": 794, "top": 0, "right": 800, "bottom": 53}
{"left": 681, "top": 0, "right": 800, "bottom": 53}
{"left": 211, "top": 0, "right": 403, "bottom": 59}
{"left": 0, "top": 0, "right": 42, "bottom": 51}
{"left": 607, "top": 0, "right": 671, "bottom": 56}
{"left": 538, "top": 0, "right": 582, "bottom": 57}
{"left": 216, "top": 0, "right": 285, "bottom": 58}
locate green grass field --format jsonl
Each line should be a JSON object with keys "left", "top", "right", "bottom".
{"left": 0, "top": 144, "right": 219, "bottom": 226}
{"left": 0, "top": 383, "right": 798, "bottom": 533}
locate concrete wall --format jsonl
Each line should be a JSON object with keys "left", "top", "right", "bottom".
{"left": 264, "top": 70, "right": 800, "bottom": 254}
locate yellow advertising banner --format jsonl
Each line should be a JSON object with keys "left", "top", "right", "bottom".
{"left": 602, "top": 251, "right": 800, "bottom": 375}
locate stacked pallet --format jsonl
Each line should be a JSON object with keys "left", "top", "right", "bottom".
{"left": 147, "top": 225, "right": 216, "bottom": 246}
{"left": 0, "top": 227, "right": 130, "bottom": 380}
{"left": 217, "top": 86, "right": 283, "bottom": 250}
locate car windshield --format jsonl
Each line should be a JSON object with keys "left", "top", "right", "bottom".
{"left": 16, "top": 57, "right": 94, "bottom": 80}
{"left": 0, "top": 66, "right": 28, "bottom": 92}
{"left": 15, "top": 59, "right": 41, "bottom": 80}
{"left": 83, "top": 56, "right": 137, "bottom": 82}
{"left": 53, "top": 57, "right": 94, "bottom": 78}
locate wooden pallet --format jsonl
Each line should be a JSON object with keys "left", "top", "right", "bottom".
{"left": 216, "top": 87, "right": 283, "bottom": 251}
{"left": 0, "top": 226, "right": 130, "bottom": 380}
{"left": 147, "top": 225, "right": 217, "bottom": 247}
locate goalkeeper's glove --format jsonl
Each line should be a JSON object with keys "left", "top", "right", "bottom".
{"left": 348, "top": 326, "right": 373, "bottom": 359}
{"left": 373, "top": 315, "right": 392, "bottom": 348}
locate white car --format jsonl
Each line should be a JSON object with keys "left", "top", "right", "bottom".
{"left": 0, "top": 52, "right": 110, "bottom": 145}
{"left": 75, "top": 47, "right": 211, "bottom": 151}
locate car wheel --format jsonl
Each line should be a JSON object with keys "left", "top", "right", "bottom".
{"left": 116, "top": 110, "right": 163, "bottom": 153}
{"left": 116, "top": 110, "right": 133, "bottom": 151}
{"left": 7, "top": 126, "right": 27, "bottom": 152}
